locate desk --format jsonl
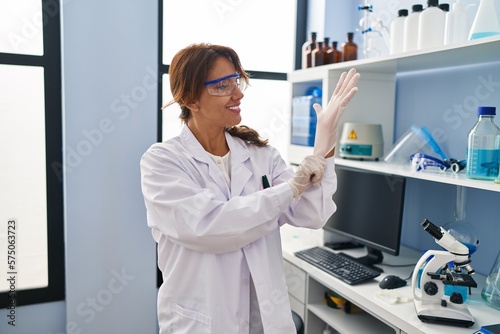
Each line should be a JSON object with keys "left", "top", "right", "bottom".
{"left": 281, "top": 226, "right": 500, "bottom": 334}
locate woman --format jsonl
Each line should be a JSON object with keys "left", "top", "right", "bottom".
{"left": 140, "top": 43, "right": 359, "bottom": 333}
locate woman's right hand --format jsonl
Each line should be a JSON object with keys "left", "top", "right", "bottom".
{"left": 313, "top": 68, "right": 360, "bottom": 157}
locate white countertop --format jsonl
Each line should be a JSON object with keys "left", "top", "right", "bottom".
{"left": 280, "top": 225, "right": 500, "bottom": 334}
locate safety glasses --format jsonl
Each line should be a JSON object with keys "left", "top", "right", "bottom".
{"left": 203, "top": 73, "right": 245, "bottom": 96}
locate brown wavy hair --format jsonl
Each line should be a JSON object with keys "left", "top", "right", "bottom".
{"left": 166, "top": 43, "right": 268, "bottom": 147}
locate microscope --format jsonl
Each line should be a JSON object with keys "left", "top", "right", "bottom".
{"left": 412, "top": 219, "right": 477, "bottom": 327}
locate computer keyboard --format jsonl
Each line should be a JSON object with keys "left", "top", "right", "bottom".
{"left": 294, "top": 246, "right": 381, "bottom": 285}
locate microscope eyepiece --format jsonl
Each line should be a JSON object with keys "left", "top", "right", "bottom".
{"left": 421, "top": 219, "right": 443, "bottom": 240}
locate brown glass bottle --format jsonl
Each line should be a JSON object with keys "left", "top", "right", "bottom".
{"left": 341, "top": 32, "right": 358, "bottom": 61}
{"left": 311, "top": 41, "right": 324, "bottom": 67}
{"left": 329, "top": 41, "right": 342, "bottom": 64}
{"left": 323, "top": 37, "right": 331, "bottom": 65}
{"left": 302, "top": 32, "right": 317, "bottom": 69}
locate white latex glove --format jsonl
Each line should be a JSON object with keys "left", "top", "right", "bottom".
{"left": 313, "top": 68, "right": 361, "bottom": 157}
{"left": 288, "top": 155, "right": 327, "bottom": 199}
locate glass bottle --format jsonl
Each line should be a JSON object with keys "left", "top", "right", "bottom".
{"left": 341, "top": 32, "right": 357, "bottom": 61}
{"left": 466, "top": 106, "right": 500, "bottom": 180}
{"left": 330, "top": 41, "right": 342, "bottom": 63}
{"left": 469, "top": 0, "right": 500, "bottom": 40}
{"left": 302, "top": 32, "right": 317, "bottom": 69}
{"left": 311, "top": 41, "right": 324, "bottom": 67}
{"left": 482, "top": 250, "right": 500, "bottom": 310}
{"left": 323, "top": 37, "right": 331, "bottom": 65}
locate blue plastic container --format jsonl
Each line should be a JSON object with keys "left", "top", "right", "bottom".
{"left": 291, "top": 95, "right": 321, "bottom": 147}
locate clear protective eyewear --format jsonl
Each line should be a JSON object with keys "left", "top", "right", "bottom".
{"left": 203, "top": 73, "right": 245, "bottom": 96}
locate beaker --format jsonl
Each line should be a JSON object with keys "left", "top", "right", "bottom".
{"left": 482, "top": 250, "right": 500, "bottom": 310}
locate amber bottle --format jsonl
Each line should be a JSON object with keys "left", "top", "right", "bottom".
{"left": 323, "top": 37, "right": 331, "bottom": 65}
{"left": 311, "top": 42, "right": 324, "bottom": 67}
{"left": 330, "top": 41, "right": 342, "bottom": 63}
{"left": 341, "top": 32, "right": 358, "bottom": 61}
{"left": 302, "top": 32, "right": 317, "bottom": 69}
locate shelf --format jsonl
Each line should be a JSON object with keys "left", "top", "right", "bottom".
{"left": 288, "top": 35, "right": 500, "bottom": 82}
{"left": 308, "top": 303, "right": 396, "bottom": 333}
{"left": 287, "top": 144, "right": 500, "bottom": 192}
{"left": 335, "top": 158, "right": 500, "bottom": 193}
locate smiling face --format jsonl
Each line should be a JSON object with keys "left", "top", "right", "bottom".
{"left": 187, "top": 56, "right": 245, "bottom": 133}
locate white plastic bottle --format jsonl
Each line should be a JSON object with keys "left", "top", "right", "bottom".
{"left": 418, "top": 0, "right": 446, "bottom": 50}
{"left": 390, "top": 9, "right": 409, "bottom": 54}
{"left": 445, "top": 0, "right": 469, "bottom": 44}
{"left": 469, "top": 0, "right": 500, "bottom": 40}
{"left": 404, "top": 4, "right": 424, "bottom": 52}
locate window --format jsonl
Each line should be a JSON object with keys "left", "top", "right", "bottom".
{"left": 0, "top": 0, "right": 64, "bottom": 307}
{"left": 157, "top": 0, "right": 306, "bottom": 285}
{"left": 159, "top": 0, "right": 305, "bottom": 144}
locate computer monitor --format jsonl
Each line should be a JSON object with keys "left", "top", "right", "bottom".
{"left": 324, "top": 165, "right": 406, "bottom": 269}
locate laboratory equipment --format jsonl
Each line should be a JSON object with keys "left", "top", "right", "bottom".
{"left": 418, "top": 0, "right": 446, "bottom": 50}
{"left": 412, "top": 219, "right": 477, "bottom": 327}
{"left": 404, "top": 4, "right": 424, "bottom": 52}
{"left": 444, "top": 0, "right": 469, "bottom": 45}
{"left": 358, "top": 3, "right": 390, "bottom": 58}
{"left": 323, "top": 165, "right": 406, "bottom": 268}
{"left": 469, "top": 0, "right": 500, "bottom": 40}
{"left": 442, "top": 186, "right": 479, "bottom": 255}
{"left": 339, "top": 123, "right": 383, "bottom": 160}
{"left": 390, "top": 9, "right": 408, "bottom": 54}
{"left": 466, "top": 106, "right": 500, "bottom": 180}
{"left": 291, "top": 89, "right": 321, "bottom": 147}
{"left": 482, "top": 249, "right": 500, "bottom": 309}
{"left": 328, "top": 41, "right": 341, "bottom": 64}
{"left": 341, "top": 32, "right": 358, "bottom": 61}
{"left": 384, "top": 125, "right": 446, "bottom": 165}
{"left": 302, "top": 32, "right": 317, "bottom": 69}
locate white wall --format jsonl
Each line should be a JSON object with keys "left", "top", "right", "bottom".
{"left": 61, "top": 0, "right": 158, "bottom": 333}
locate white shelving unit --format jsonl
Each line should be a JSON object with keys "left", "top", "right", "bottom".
{"left": 288, "top": 35, "right": 500, "bottom": 193}
{"left": 286, "top": 36, "right": 500, "bottom": 332}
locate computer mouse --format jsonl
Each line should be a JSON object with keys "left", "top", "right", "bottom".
{"left": 379, "top": 275, "right": 407, "bottom": 290}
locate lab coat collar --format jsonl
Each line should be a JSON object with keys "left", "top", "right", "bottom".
{"left": 180, "top": 126, "right": 253, "bottom": 198}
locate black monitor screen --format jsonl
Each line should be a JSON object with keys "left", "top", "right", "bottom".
{"left": 324, "top": 165, "right": 406, "bottom": 267}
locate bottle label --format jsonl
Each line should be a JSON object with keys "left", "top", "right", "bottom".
{"left": 466, "top": 148, "right": 500, "bottom": 179}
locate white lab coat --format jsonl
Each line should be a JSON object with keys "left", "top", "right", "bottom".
{"left": 140, "top": 126, "right": 337, "bottom": 334}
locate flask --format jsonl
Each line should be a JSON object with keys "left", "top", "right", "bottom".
{"left": 418, "top": 0, "right": 446, "bottom": 50}
{"left": 404, "top": 4, "right": 424, "bottom": 52}
{"left": 482, "top": 249, "right": 500, "bottom": 310}
{"left": 341, "top": 32, "right": 358, "bottom": 61}
{"left": 311, "top": 41, "right": 324, "bottom": 67}
{"left": 330, "top": 41, "right": 342, "bottom": 63}
{"left": 444, "top": 0, "right": 469, "bottom": 45}
{"left": 466, "top": 106, "right": 500, "bottom": 180}
{"left": 442, "top": 186, "right": 479, "bottom": 255}
{"left": 468, "top": 0, "right": 500, "bottom": 40}
{"left": 390, "top": 9, "right": 409, "bottom": 54}
{"left": 302, "top": 32, "right": 317, "bottom": 69}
